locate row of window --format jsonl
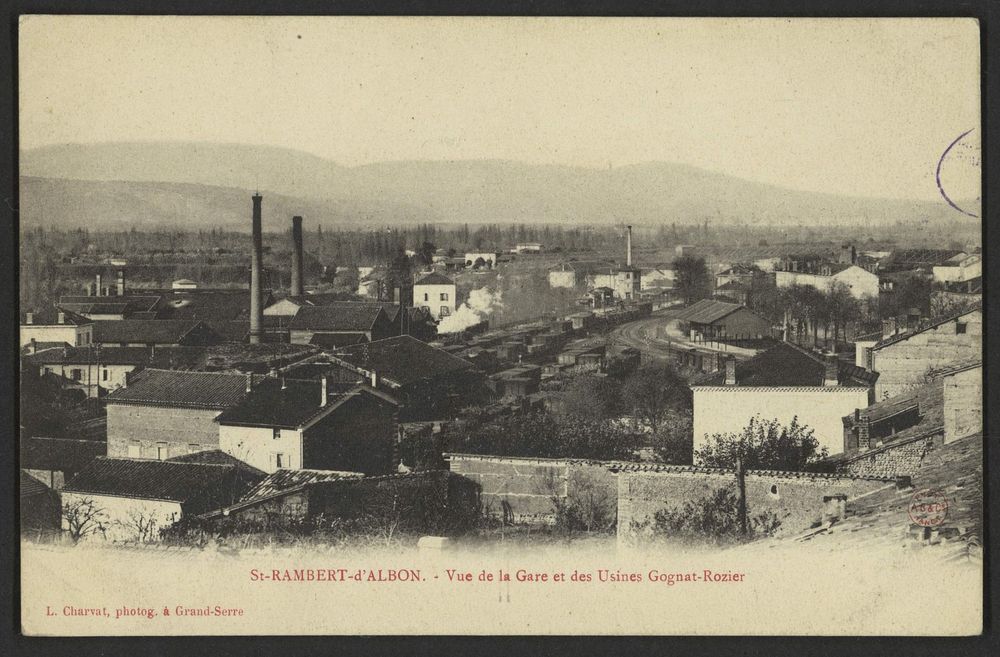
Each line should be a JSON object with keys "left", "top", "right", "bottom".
{"left": 422, "top": 292, "right": 449, "bottom": 302}
{"left": 127, "top": 442, "right": 207, "bottom": 460}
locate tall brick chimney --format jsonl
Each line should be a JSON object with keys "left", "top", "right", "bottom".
{"left": 290, "top": 216, "right": 304, "bottom": 297}
{"left": 626, "top": 225, "right": 633, "bottom": 268}
{"left": 249, "top": 193, "right": 264, "bottom": 344}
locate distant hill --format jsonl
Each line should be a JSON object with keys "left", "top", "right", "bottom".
{"left": 19, "top": 142, "right": 975, "bottom": 230}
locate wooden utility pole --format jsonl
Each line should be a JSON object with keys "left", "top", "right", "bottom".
{"left": 735, "top": 455, "right": 748, "bottom": 536}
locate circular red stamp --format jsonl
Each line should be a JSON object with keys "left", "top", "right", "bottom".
{"left": 907, "top": 488, "right": 949, "bottom": 527}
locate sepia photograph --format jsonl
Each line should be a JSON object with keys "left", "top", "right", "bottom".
{"left": 15, "top": 15, "right": 985, "bottom": 637}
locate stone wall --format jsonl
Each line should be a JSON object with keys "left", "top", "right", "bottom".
{"left": 943, "top": 365, "right": 982, "bottom": 443}
{"left": 836, "top": 433, "right": 936, "bottom": 478}
{"left": 617, "top": 469, "right": 896, "bottom": 542}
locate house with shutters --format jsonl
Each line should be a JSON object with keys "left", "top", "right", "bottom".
{"left": 691, "top": 342, "right": 878, "bottom": 459}
{"left": 20, "top": 307, "right": 94, "bottom": 349}
{"left": 413, "top": 272, "right": 457, "bottom": 320}
{"left": 216, "top": 378, "right": 398, "bottom": 475}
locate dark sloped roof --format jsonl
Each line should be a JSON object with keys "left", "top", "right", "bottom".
{"left": 94, "top": 320, "right": 204, "bottom": 344}
{"left": 21, "top": 341, "right": 71, "bottom": 356}
{"left": 674, "top": 298, "right": 744, "bottom": 324}
{"left": 63, "top": 457, "right": 236, "bottom": 502}
{"left": 694, "top": 342, "right": 879, "bottom": 388}
{"left": 105, "top": 369, "right": 249, "bottom": 409}
{"left": 873, "top": 305, "right": 982, "bottom": 349}
{"left": 288, "top": 304, "right": 386, "bottom": 331}
{"left": 234, "top": 468, "right": 364, "bottom": 507}
{"left": 215, "top": 379, "right": 378, "bottom": 429}
{"left": 21, "top": 470, "right": 53, "bottom": 498}
{"left": 60, "top": 294, "right": 162, "bottom": 313}
{"left": 888, "top": 249, "right": 966, "bottom": 266}
{"left": 414, "top": 272, "right": 455, "bottom": 286}
{"left": 156, "top": 291, "right": 254, "bottom": 323}
{"left": 20, "top": 306, "right": 93, "bottom": 326}
{"left": 331, "top": 335, "right": 473, "bottom": 387}
{"left": 551, "top": 260, "right": 615, "bottom": 274}
{"left": 20, "top": 437, "right": 106, "bottom": 473}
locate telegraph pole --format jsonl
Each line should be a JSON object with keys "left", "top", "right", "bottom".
{"left": 735, "top": 455, "right": 748, "bottom": 537}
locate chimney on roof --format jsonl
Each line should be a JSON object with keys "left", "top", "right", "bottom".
{"left": 25, "top": 312, "right": 33, "bottom": 325}
{"left": 250, "top": 193, "right": 264, "bottom": 344}
{"left": 281, "top": 377, "right": 287, "bottom": 390}
{"left": 370, "top": 370, "right": 378, "bottom": 388}
{"left": 95, "top": 273, "right": 103, "bottom": 297}
{"left": 290, "top": 216, "right": 305, "bottom": 297}
{"left": 320, "top": 376, "right": 328, "bottom": 407}
{"left": 724, "top": 356, "right": 737, "bottom": 385}
{"left": 29, "top": 338, "right": 36, "bottom": 355}
{"left": 245, "top": 372, "right": 254, "bottom": 393}
{"left": 86, "top": 282, "right": 93, "bottom": 296}
{"left": 824, "top": 353, "right": 839, "bottom": 386}
{"left": 117, "top": 269, "right": 126, "bottom": 297}
{"left": 57, "top": 311, "right": 65, "bottom": 324}
{"left": 881, "top": 317, "right": 898, "bottom": 338}
{"left": 626, "top": 225, "right": 633, "bottom": 268}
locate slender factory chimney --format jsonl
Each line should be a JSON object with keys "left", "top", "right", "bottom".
{"left": 290, "top": 215, "right": 304, "bottom": 297}
{"left": 95, "top": 273, "right": 103, "bottom": 297}
{"left": 249, "top": 193, "right": 264, "bottom": 344}
{"left": 626, "top": 225, "right": 633, "bottom": 268}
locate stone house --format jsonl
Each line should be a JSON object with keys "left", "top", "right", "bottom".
{"left": 104, "top": 369, "right": 251, "bottom": 460}
{"left": 20, "top": 307, "right": 94, "bottom": 349}
{"left": 413, "top": 272, "right": 457, "bottom": 320}
{"left": 869, "top": 306, "right": 981, "bottom": 399}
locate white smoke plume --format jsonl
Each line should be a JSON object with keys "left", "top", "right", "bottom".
{"left": 437, "top": 287, "right": 503, "bottom": 334}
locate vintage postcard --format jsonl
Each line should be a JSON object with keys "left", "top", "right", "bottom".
{"left": 17, "top": 16, "right": 983, "bottom": 635}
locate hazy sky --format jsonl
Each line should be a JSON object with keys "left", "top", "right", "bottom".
{"left": 20, "top": 16, "right": 981, "bottom": 201}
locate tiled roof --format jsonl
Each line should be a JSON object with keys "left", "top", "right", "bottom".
{"left": 331, "top": 335, "right": 473, "bottom": 387}
{"left": 63, "top": 457, "right": 238, "bottom": 502}
{"left": 215, "top": 379, "right": 382, "bottom": 429}
{"left": 21, "top": 341, "right": 71, "bottom": 356}
{"left": 20, "top": 306, "right": 93, "bottom": 326}
{"left": 94, "top": 319, "right": 205, "bottom": 344}
{"left": 888, "top": 249, "right": 966, "bottom": 266}
{"left": 232, "top": 468, "right": 364, "bottom": 508}
{"left": 60, "top": 294, "right": 162, "bottom": 314}
{"left": 20, "top": 437, "right": 106, "bottom": 473}
{"left": 769, "top": 433, "right": 983, "bottom": 557}
{"left": 414, "top": 272, "right": 455, "bottom": 286}
{"left": 105, "top": 369, "right": 249, "bottom": 409}
{"left": 674, "top": 298, "right": 745, "bottom": 325}
{"left": 288, "top": 304, "right": 386, "bottom": 331}
{"left": 551, "top": 260, "right": 615, "bottom": 274}
{"left": 694, "top": 342, "right": 879, "bottom": 388}
{"left": 156, "top": 291, "right": 255, "bottom": 323}
{"left": 21, "top": 470, "right": 53, "bottom": 497}
{"left": 873, "top": 305, "right": 981, "bottom": 349}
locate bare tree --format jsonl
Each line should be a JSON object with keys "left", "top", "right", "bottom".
{"left": 62, "top": 497, "right": 108, "bottom": 543}
{"left": 117, "top": 508, "right": 160, "bottom": 543}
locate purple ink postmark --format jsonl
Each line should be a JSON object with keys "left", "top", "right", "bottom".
{"left": 936, "top": 129, "right": 981, "bottom": 218}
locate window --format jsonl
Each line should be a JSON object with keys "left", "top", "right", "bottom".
{"left": 127, "top": 442, "right": 141, "bottom": 458}
{"left": 70, "top": 369, "right": 82, "bottom": 381}
{"left": 271, "top": 453, "right": 287, "bottom": 469}
{"left": 102, "top": 368, "right": 109, "bottom": 382}
{"left": 957, "top": 322, "right": 967, "bottom": 334}
{"left": 273, "top": 428, "right": 281, "bottom": 440}
{"left": 424, "top": 293, "right": 429, "bottom": 302}
{"left": 440, "top": 306, "right": 451, "bottom": 317}
{"left": 156, "top": 444, "right": 168, "bottom": 460}
{"left": 440, "top": 292, "right": 449, "bottom": 301}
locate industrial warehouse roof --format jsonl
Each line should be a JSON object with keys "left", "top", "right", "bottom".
{"left": 886, "top": 249, "right": 967, "bottom": 267}
{"left": 59, "top": 295, "right": 162, "bottom": 315}
{"left": 104, "top": 369, "right": 249, "bottom": 409}
{"left": 694, "top": 342, "right": 879, "bottom": 388}
{"left": 20, "top": 471, "right": 52, "bottom": 498}
{"left": 231, "top": 468, "right": 364, "bottom": 508}
{"left": 331, "top": 335, "right": 473, "bottom": 387}
{"left": 309, "top": 333, "right": 368, "bottom": 349}
{"left": 215, "top": 380, "right": 391, "bottom": 429}
{"left": 872, "top": 304, "right": 981, "bottom": 350}
{"left": 414, "top": 272, "right": 455, "bottom": 286}
{"left": 550, "top": 260, "right": 616, "bottom": 274}
{"left": 673, "top": 298, "right": 747, "bottom": 325}
{"left": 93, "top": 319, "right": 208, "bottom": 345}
{"left": 288, "top": 304, "right": 388, "bottom": 331}
{"left": 63, "top": 457, "right": 239, "bottom": 503}
{"left": 20, "top": 306, "right": 93, "bottom": 326}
